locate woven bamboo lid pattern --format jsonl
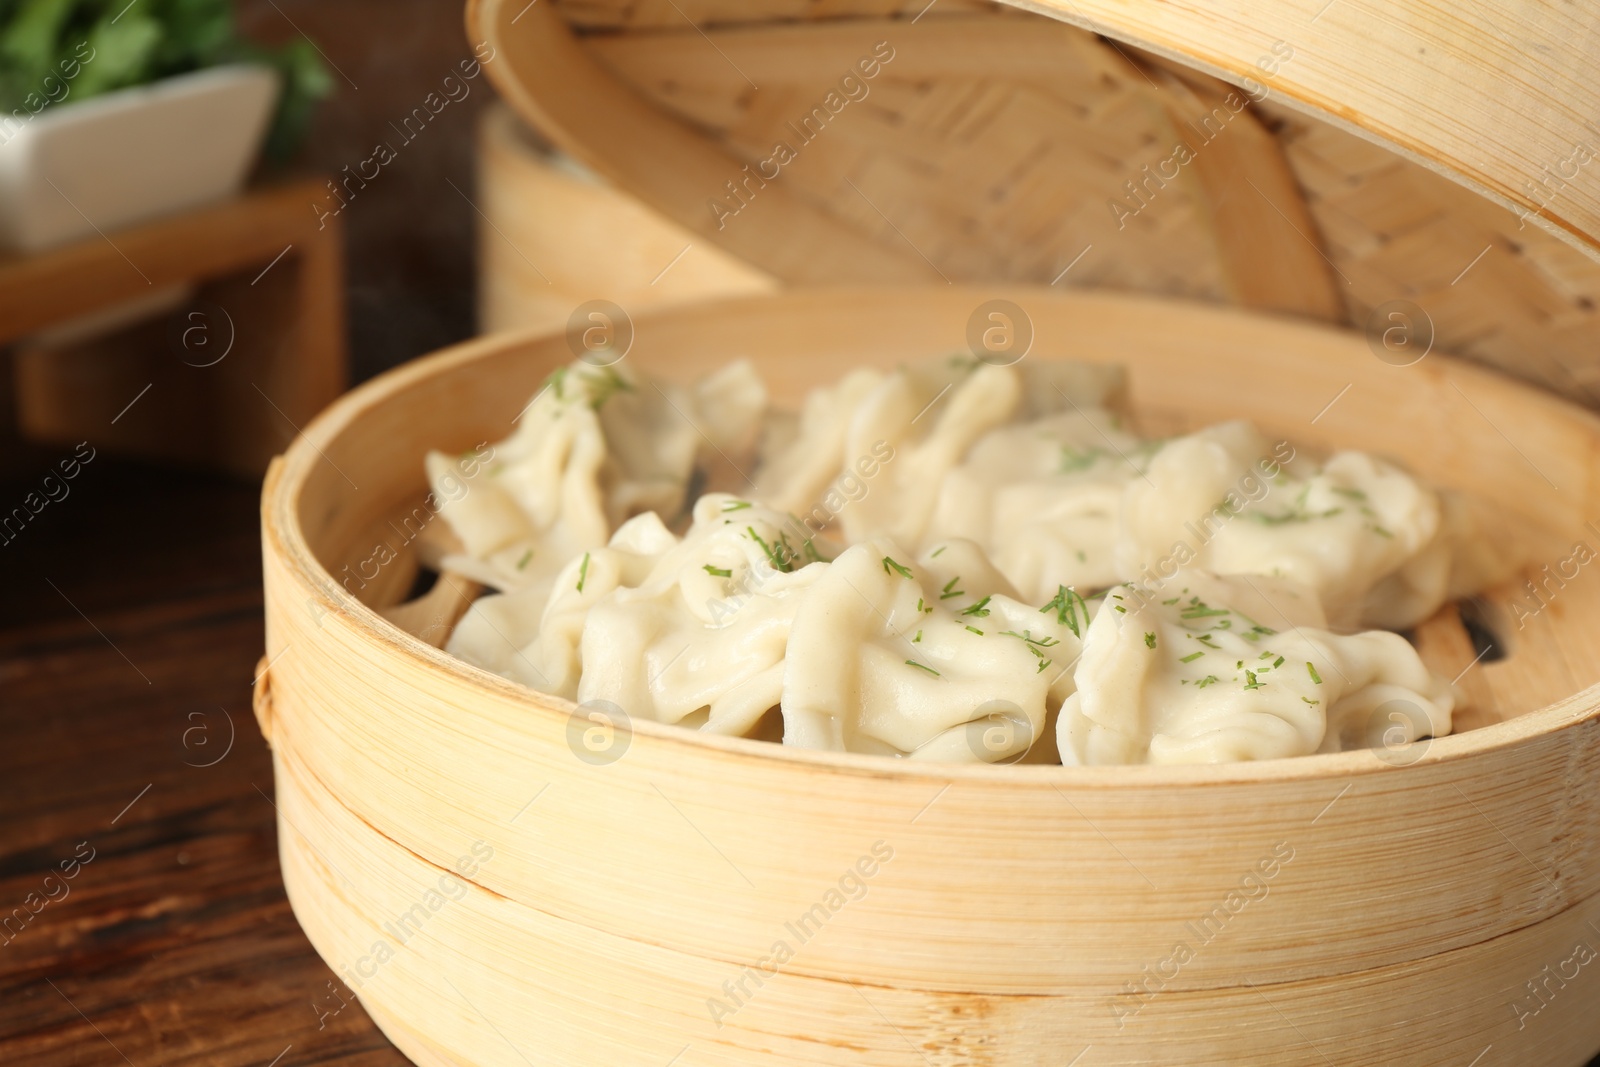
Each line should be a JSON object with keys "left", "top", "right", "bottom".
{"left": 470, "top": 0, "right": 1600, "bottom": 402}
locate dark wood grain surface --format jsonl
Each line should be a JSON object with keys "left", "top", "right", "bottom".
{"left": 0, "top": 452, "right": 406, "bottom": 1066}
{"left": 3, "top": 448, "right": 1598, "bottom": 1066}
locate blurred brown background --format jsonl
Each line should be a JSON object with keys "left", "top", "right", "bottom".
{"left": 235, "top": 0, "right": 488, "bottom": 384}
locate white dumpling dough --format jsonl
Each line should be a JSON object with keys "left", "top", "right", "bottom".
{"left": 757, "top": 357, "right": 1128, "bottom": 548}
{"left": 429, "top": 352, "right": 1501, "bottom": 769}
{"left": 1117, "top": 421, "right": 1448, "bottom": 629}
{"left": 425, "top": 359, "right": 767, "bottom": 596}
{"left": 782, "top": 538, "right": 1083, "bottom": 762}
{"left": 573, "top": 496, "right": 829, "bottom": 736}
{"left": 755, "top": 368, "right": 888, "bottom": 516}
{"left": 928, "top": 407, "right": 1150, "bottom": 601}
{"left": 445, "top": 509, "right": 677, "bottom": 691}
{"left": 1058, "top": 569, "right": 1455, "bottom": 765}
{"left": 832, "top": 363, "right": 1021, "bottom": 547}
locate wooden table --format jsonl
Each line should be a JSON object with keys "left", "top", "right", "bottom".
{"left": 2, "top": 453, "right": 1597, "bottom": 1066}
{"left": 0, "top": 456, "right": 402, "bottom": 1066}
{"left": 0, "top": 179, "right": 346, "bottom": 478}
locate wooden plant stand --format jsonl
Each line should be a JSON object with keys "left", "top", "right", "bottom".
{"left": 0, "top": 177, "right": 346, "bottom": 478}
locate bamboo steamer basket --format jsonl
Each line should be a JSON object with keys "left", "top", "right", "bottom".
{"left": 259, "top": 285, "right": 1600, "bottom": 1066}
{"left": 256, "top": 1, "right": 1600, "bottom": 1063}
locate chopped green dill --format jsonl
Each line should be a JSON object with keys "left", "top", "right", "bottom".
{"left": 747, "top": 527, "right": 794, "bottom": 573}
{"left": 576, "top": 552, "right": 591, "bottom": 592}
{"left": 940, "top": 577, "right": 964, "bottom": 600}
{"left": 913, "top": 630, "right": 922, "bottom": 643}
{"left": 965, "top": 625, "right": 985, "bottom": 636}
{"left": 931, "top": 545, "right": 947, "bottom": 558}
{"left": 1179, "top": 651, "right": 1205, "bottom": 663}
{"left": 1041, "top": 585, "right": 1090, "bottom": 638}
{"left": 802, "top": 539, "right": 824, "bottom": 564}
{"left": 1076, "top": 550, "right": 1087, "bottom": 563}
{"left": 1144, "top": 632, "right": 1157, "bottom": 649}
{"left": 916, "top": 597, "right": 931, "bottom": 614}
{"left": 1259, "top": 651, "right": 1274, "bottom": 660}
{"left": 1246, "top": 510, "right": 1305, "bottom": 526}
{"left": 1195, "top": 675, "right": 1220, "bottom": 688}
{"left": 905, "top": 659, "right": 940, "bottom": 676}
{"left": 1243, "top": 670, "right": 1264, "bottom": 690}
{"left": 545, "top": 365, "right": 570, "bottom": 400}
{"left": 882, "top": 556, "right": 914, "bottom": 579}
{"left": 1370, "top": 524, "right": 1394, "bottom": 539}
{"left": 1272, "top": 655, "right": 1285, "bottom": 668}
{"left": 1180, "top": 604, "right": 1231, "bottom": 620}
{"left": 1333, "top": 486, "right": 1368, "bottom": 501}
{"left": 1194, "top": 633, "right": 1220, "bottom": 648}
{"left": 1301, "top": 696, "right": 1320, "bottom": 706}
{"left": 581, "top": 365, "right": 634, "bottom": 409}
{"left": 947, "top": 353, "right": 979, "bottom": 374}
{"left": 1162, "top": 596, "right": 1180, "bottom": 605}
{"left": 961, "top": 596, "right": 992, "bottom": 618}
{"left": 1000, "top": 629, "right": 1059, "bottom": 648}
{"left": 516, "top": 548, "right": 533, "bottom": 571}
{"left": 1006, "top": 635, "right": 1054, "bottom": 673}
{"left": 1306, "top": 661, "right": 1323, "bottom": 685}
{"left": 1059, "top": 445, "right": 1106, "bottom": 473}
{"left": 722, "top": 500, "right": 753, "bottom": 512}
{"left": 703, "top": 564, "right": 732, "bottom": 578}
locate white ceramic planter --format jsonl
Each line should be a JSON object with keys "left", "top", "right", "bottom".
{"left": 0, "top": 64, "right": 279, "bottom": 253}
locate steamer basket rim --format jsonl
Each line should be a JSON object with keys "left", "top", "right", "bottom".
{"left": 263, "top": 285, "right": 1600, "bottom": 788}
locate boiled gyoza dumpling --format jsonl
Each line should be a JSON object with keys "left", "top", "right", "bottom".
{"left": 422, "top": 349, "right": 1503, "bottom": 770}
{"left": 425, "top": 359, "right": 767, "bottom": 598}
{"left": 829, "top": 362, "right": 1020, "bottom": 547}
{"left": 449, "top": 494, "right": 837, "bottom": 735}
{"left": 755, "top": 368, "right": 888, "bottom": 517}
{"left": 926, "top": 407, "right": 1151, "bottom": 601}
{"left": 1058, "top": 569, "right": 1455, "bottom": 765}
{"left": 572, "top": 495, "right": 831, "bottom": 736}
{"left": 1116, "top": 421, "right": 1458, "bottom": 629}
{"left": 445, "top": 508, "right": 680, "bottom": 692}
{"left": 782, "top": 538, "right": 1083, "bottom": 762}
{"left": 757, "top": 357, "right": 1128, "bottom": 548}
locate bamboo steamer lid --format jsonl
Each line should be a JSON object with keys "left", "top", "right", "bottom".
{"left": 469, "top": 0, "right": 1600, "bottom": 402}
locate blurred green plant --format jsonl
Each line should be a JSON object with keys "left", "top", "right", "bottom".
{"left": 0, "top": 0, "right": 333, "bottom": 159}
